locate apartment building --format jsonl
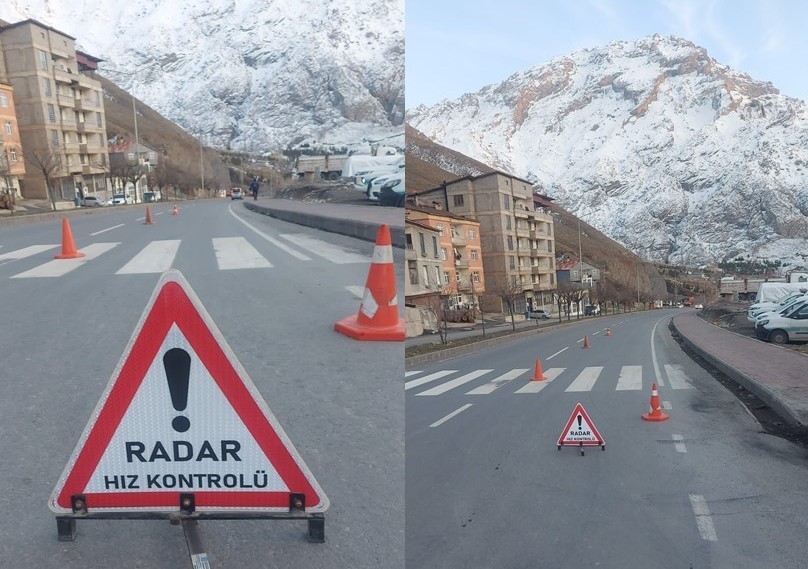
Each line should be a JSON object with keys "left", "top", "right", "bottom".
{"left": 0, "top": 79, "right": 25, "bottom": 197}
{"left": 411, "top": 171, "right": 556, "bottom": 314}
{"left": 108, "top": 139, "right": 160, "bottom": 202}
{"left": 405, "top": 204, "right": 485, "bottom": 310}
{"left": 404, "top": 218, "right": 444, "bottom": 307}
{"left": 0, "top": 19, "right": 108, "bottom": 200}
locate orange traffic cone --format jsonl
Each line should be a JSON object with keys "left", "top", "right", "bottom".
{"left": 54, "top": 218, "right": 86, "bottom": 259}
{"left": 172, "top": 204, "right": 179, "bottom": 216}
{"left": 582, "top": 335, "right": 590, "bottom": 348}
{"left": 641, "top": 383, "right": 670, "bottom": 422}
{"left": 334, "top": 224, "right": 404, "bottom": 341}
{"left": 605, "top": 328, "right": 612, "bottom": 336}
{"left": 144, "top": 206, "right": 155, "bottom": 225}
{"left": 531, "top": 358, "right": 547, "bottom": 381}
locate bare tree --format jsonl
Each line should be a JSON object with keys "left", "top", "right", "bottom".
{"left": 490, "top": 278, "right": 525, "bottom": 332}
{"left": 27, "top": 148, "right": 62, "bottom": 211}
{"left": 0, "top": 146, "right": 16, "bottom": 214}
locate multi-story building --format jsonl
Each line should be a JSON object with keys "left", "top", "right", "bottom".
{"left": 405, "top": 204, "right": 485, "bottom": 310}
{"left": 404, "top": 218, "right": 444, "bottom": 308}
{"left": 411, "top": 171, "right": 556, "bottom": 314}
{"left": 0, "top": 78, "right": 25, "bottom": 197}
{"left": 0, "top": 19, "right": 108, "bottom": 201}
{"left": 108, "top": 138, "right": 160, "bottom": 202}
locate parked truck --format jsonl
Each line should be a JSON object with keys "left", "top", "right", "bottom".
{"left": 293, "top": 154, "right": 349, "bottom": 181}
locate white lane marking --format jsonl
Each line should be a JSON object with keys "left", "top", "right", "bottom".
{"left": 416, "top": 369, "right": 493, "bottom": 396}
{"left": 515, "top": 367, "right": 564, "bottom": 393}
{"left": 593, "top": 330, "right": 600, "bottom": 335}
{"left": 405, "top": 370, "right": 457, "bottom": 391}
{"left": 467, "top": 369, "right": 529, "bottom": 395}
{"left": 673, "top": 434, "right": 687, "bottom": 453}
{"left": 651, "top": 316, "right": 668, "bottom": 387}
{"left": 228, "top": 205, "right": 311, "bottom": 261}
{"left": 565, "top": 366, "right": 603, "bottom": 392}
{"left": 662, "top": 400, "right": 672, "bottom": 410}
{"left": 547, "top": 347, "right": 568, "bottom": 360}
{"left": 280, "top": 233, "right": 368, "bottom": 264}
{"left": 665, "top": 364, "right": 695, "bottom": 390}
{"left": 91, "top": 223, "right": 125, "bottom": 236}
{"left": 404, "top": 371, "right": 423, "bottom": 378}
{"left": 616, "top": 365, "right": 643, "bottom": 391}
{"left": 212, "top": 237, "right": 272, "bottom": 270}
{"left": 689, "top": 494, "right": 718, "bottom": 541}
{"left": 11, "top": 242, "right": 119, "bottom": 278}
{"left": 346, "top": 285, "right": 365, "bottom": 299}
{"left": 0, "top": 244, "right": 58, "bottom": 261}
{"left": 116, "top": 240, "right": 181, "bottom": 274}
{"left": 430, "top": 404, "right": 473, "bottom": 428}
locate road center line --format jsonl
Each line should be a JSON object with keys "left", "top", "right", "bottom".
{"left": 689, "top": 494, "right": 718, "bottom": 541}
{"left": 672, "top": 434, "right": 687, "bottom": 453}
{"left": 91, "top": 223, "right": 125, "bottom": 236}
{"left": 430, "top": 404, "right": 473, "bottom": 428}
{"left": 547, "top": 347, "right": 568, "bottom": 360}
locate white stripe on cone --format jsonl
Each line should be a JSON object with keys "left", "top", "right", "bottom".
{"left": 360, "top": 288, "right": 378, "bottom": 319}
{"left": 372, "top": 244, "right": 394, "bottom": 264}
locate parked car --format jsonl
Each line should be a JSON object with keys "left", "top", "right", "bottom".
{"left": 367, "top": 174, "right": 399, "bottom": 201}
{"left": 81, "top": 196, "right": 105, "bottom": 207}
{"left": 755, "top": 302, "right": 808, "bottom": 344}
{"left": 231, "top": 188, "right": 243, "bottom": 200}
{"left": 378, "top": 175, "right": 405, "bottom": 207}
{"left": 525, "top": 309, "right": 551, "bottom": 319}
{"left": 694, "top": 303, "right": 704, "bottom": 309}
{"left": 109, "top": 193, "right": 131, "bottom": 205}
{"left": 584, "top": 305, "right": 600, "bottom": 316}
{"left": 143, "top": 191, "right": 159, "bottom": 203}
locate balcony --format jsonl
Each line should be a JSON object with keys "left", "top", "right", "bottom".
{"left": 405, "top": 247, "right": 417, "bottom": 260}
{"left": 515, "top": 227, "right": 530, "bottom": 239}
{"left": 514, "top": 207, "right": 530, "bottom": 219}
{"left": 451, "top": 234, "right": 466, "bottom": 246}
{"left": 531, "top": 248, "right": 539, "bottom": 258}
{"left": 454, "top": 258, "right": 468, "bottom": 269}
{"left": 57, "top": 93, "right": 74, "bottom": 108}
{"left": 53, "top": 68, "right": 75, "bottom": 84}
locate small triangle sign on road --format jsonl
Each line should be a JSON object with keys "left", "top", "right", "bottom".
{"left": 49, "top": 269, "right": 329, "bottom": 514}
{"left": 557, "top": 403, "right": 605, "bottom": 454}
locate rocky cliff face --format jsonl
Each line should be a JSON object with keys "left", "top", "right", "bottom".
{"left": 1, "top": 0, "right": 404, "bottom": 151}
{"left": 408, "top": 35, "right": 808, "bottom": 268}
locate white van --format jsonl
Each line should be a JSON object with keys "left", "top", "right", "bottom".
{"left": 755, "top": 301, "right": 808, "bottom": 344}
{"left": 752, "top": 294, "right": 808, "bottom": 324}
{"left": 747, "top": 289, "right": 808, "bottom": 321}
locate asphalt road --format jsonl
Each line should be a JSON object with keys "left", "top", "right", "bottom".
{"left": 405, "top": 310, "right": 808, "bottom": 568}
{"left": 0, "top": 200, "right": 404, "bottom": 568}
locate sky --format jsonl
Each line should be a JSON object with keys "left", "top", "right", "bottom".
{"left": 406, "top": 0, "right": 808, "bottom": 108}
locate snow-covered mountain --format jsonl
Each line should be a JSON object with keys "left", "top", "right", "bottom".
{"left": 1, "top": 0, "right": 403, "bottom": 151}
{"left": 408, "top": 35, "right": 808, "bottom": 268}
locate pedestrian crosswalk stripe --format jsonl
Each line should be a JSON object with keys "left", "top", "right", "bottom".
{"left": 228, "top": 206, "right": 311, "bottom": 261}
{"left": 514, "top": 368, "right": 565, "bottom": 394}
{"left": 212, "top": 237, "right": 272, "bottom": 270}
{"left": 404, "top": 371, "right": 423, "bottom": 378}
{"left": 11, "top": 242, "right": 119, "bottom": 278}
{"left": 565, "top": 366, "right": 603, "bottom": 392}
{"left": 664, "top": 364, "right": 694, "bottom": 390}
{"left": 0, "top": 244, "right": 58, "bottom": 262}
{"left": 280, "top": 233, "right": 368, "bottom": 264}
{"left": 616, "top": 365, "right": 643, "bottom": 390}
{"left": 116, "top": 240, "right": 180, "bottom": 274}
{"left": 404, "top": 370, "right": 457, "bottom": 391}
{"left": 415, "top": 369, "right": 493, "bottom": 396}
{"left": 466, "top": 369, "right": 529, "bottom": 395}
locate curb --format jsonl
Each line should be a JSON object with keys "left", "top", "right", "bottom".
{"left": 244, "top": 201, "right": 404, "bottom": 248}
{"left": 670, "top": 316, "right": 806, "bottom": 427}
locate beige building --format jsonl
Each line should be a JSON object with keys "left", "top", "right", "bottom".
{"left": 0, "top": 79, "right": 25, "bottom": 197}
{"left": 0, "top": 19, "right": 108, "bottom": 201}
{"left": 405, "top": 218, "right": 444, "bottom": 306}
{"left": 412, "top": 171, "right": 556, "bottom": 314}
{"left": 405, "top": 204, "right": 485, "bottom": 310}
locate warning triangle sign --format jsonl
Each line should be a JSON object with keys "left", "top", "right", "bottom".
{"left": 557, "top": 403, "right": 605, "bottom": 447}
{"left": 49, "top": 270, "right": 329, "bottom": 514}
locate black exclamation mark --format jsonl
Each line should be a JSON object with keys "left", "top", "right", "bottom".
{"left": 164, "top": 348, "right": 191, "bottom": 433}
{"left": 577, "top": 414, "right": 582, "bottom": 430}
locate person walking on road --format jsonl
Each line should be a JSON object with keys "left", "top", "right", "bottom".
{"left": 249, "top": 177, "right": 260, "bottom": 200}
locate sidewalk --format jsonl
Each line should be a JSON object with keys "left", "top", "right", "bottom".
{"left": 244, "top": 197, "right": 404, "bottom": 248}
{"left": 672, "top": 312, "right": 808, "bottom": 426}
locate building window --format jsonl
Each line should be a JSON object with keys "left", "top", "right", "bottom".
{"left": 443, "top": 271, "right": 450, "bottom": 284}
{"left": 472, "top": 271, "right": 480, "bottom": 283}
{"left": 408, "top": 260, "right": 418, "bottom": 285}
{"left": 507, "top": 235, "right": 514, "bottom": 250}
{"left": 503, "top": 194, "right": 510, "bottom": 209}
{"left": 471, "top": 249, "right": 478, "bottom": 261}
{"left": 47, "top": 104, "right": 56, "bottom": 123}
{"left": 96, "top": 113, "right": 103, "bottom": 128}
{"left": 435, "top": 266, "right": 442, "bottom": 286}
{"left": 440, "top": 247, "right": 447, "bottom": 261}
{"left": 468, "top": 227, "right": 476, "bottom": 240}
{"left": 4, "top": 121, "right": 12, "bottom": 135}
{"left": 432, "top": 236, "right": 439, "bottom": 257}
{"left": 504, "top": 215, "right": 512, "bottom": 230}
{"left": 456, "top": 272, "right": 461, "bottom": 282}
{"left": 510, "top": 256, "right": 516, "bottom": 270}
{"left": 43, "top": 78, "right": 52, "bottom": 97}
{"left": 419, "top": 233, "right": 426, "bottom": 256}
{"left": 422, "top": 265, "right": 430, "bottom": 287}
{"left": 127, "top": 152, "right": 135, "bottom": 162}
{"left": 50, "top": 130, "right": 59, "bottom": 146}
{"left": 0, "top": 93, "right": 8, "bottom": 107}
{"left": 39, "top": 50, "right": 49, "bottom": 71}
{"left": 9, "top": 148, "right": 18, "bottom": 161}
{"left": 96, "top": 90, "right": 101, "bottom": 105}
{"left": 453, "top": 194, "right": 464, "bottom": 207}
{"left": 435, "top": 223, "right": 443, "bottom": 236}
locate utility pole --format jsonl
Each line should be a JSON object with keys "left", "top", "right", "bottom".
{"left": 636, "top": 257, "right": 641, "bottom": 306}
{"left": 132, "top": 83, "right": 140, "bottom": 203}
{"left": 199, "top": 139, "right": 205, "bottom": 195}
